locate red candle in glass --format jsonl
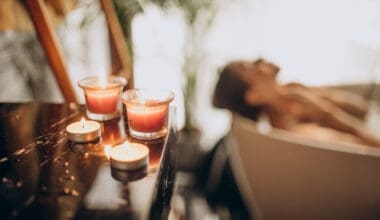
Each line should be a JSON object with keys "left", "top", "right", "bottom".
{"left": 78, "top": 76, "right": 127, "bottom": 121}
{"left": 127, "top": 100, "right": 168, "bottom": 132}
{"left": 86, "top": 90, "right": 120, "bottom": 114}
{"left": 122, "top": 89, "right": 174, "bottom": 140}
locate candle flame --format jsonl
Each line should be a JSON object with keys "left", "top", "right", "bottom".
{"left": 84, "top": 153, "right": 89, "bottom": 159}
{"left": 139, "top": 93, "right": 147, "bottom": 104}
{"left": 98, "top": 66, "right": 107, "bottom": 88}
{"left": 104, "top": 145, "right": 112, "bottom": 160}
{"left": 80, "top": 118, "right": 85, "bottom": 128}
{"left": 123, "top": 141, "right": 131, "bottom": 151}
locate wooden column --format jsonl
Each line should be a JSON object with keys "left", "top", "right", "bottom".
{"left": 24, "top": 0, "right": 77, "bottom": 102}
{"left": 100, "top": 0, "right": 134, "bottom": 89}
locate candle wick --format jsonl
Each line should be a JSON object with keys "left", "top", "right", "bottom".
{"left": 80, "top": 118, "right": 86, "bottom": 129}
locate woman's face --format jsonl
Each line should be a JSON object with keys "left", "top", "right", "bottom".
{"left": 244, "top": 60, "right": 279, "bottom": 106}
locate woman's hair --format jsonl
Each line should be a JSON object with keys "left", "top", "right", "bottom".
{"left": 213, "top": 61, "right": 262, "bottom": 121}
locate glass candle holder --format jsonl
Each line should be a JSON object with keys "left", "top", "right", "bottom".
{"left": 122, "top": 89, "right": 174, "bottom": 140}
{"left": 78, "top": 76, "right": 127, "bottom": 121}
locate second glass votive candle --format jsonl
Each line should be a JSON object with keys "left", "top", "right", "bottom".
{"left": 122, "top": 89, "right": 174, "bottom": 140}
{"left": 78, "top": 76, "right": 127, "bottom": 121}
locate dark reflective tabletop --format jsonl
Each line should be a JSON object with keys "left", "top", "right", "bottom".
{"left": 0, "top": 103, "right": 177, "bottom": 220}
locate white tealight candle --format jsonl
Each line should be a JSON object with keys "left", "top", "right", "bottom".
{"left": 66, "top": 118, "right": 101, "bottom": 143}
{"left": 110, "top": 141, "right": 149, "bottom": 171}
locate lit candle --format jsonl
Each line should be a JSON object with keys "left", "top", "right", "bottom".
{"left": 78, "top": 76, "right": 127, "bottom": 121}
{"left": 110, "top": 141, "right": 149, "bottom": 171}
{"left": 101, "top": 120, "right": 125, "bottom": 146}
{"left": 66, "top": 118, "right": 101, "bottom": 143}
{"left": 85, "top": 90, "right": 120, "bottom": 114}
{"left": 122, "top": 89, "right": 174, "bottom": 139}
{"left": 127, "top": 101, "right": 168, "bottom": 132}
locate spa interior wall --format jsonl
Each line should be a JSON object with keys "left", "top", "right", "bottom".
{"left": 132, "top": 0, "right": 380, "bottom": 149}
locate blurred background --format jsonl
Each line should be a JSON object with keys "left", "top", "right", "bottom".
{"left": 1, "top": 1, "right": 380, "bottom": 219}
{"left": 1, "top": 0, "right": 379, "bottom": 149}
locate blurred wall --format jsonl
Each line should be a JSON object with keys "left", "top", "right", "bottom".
{"left": 131, "top": 0, "right": 380, "bottom": 149}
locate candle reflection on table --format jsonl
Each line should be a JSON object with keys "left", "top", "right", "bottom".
{"left": 101, "top": 119, "right": 126, "bottom": 146}
{"left": 0, "top": 103, "right": 175, "bottom": 219}
{"left": 131, "top": 137, "right": 165, "bottom": 170}
{"left": 110, "top": 165, "right": 148, "bottom": 182}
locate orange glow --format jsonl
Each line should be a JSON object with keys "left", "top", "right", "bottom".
{"left": 104, "top": 145, "right": 112, "bottom": 160}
